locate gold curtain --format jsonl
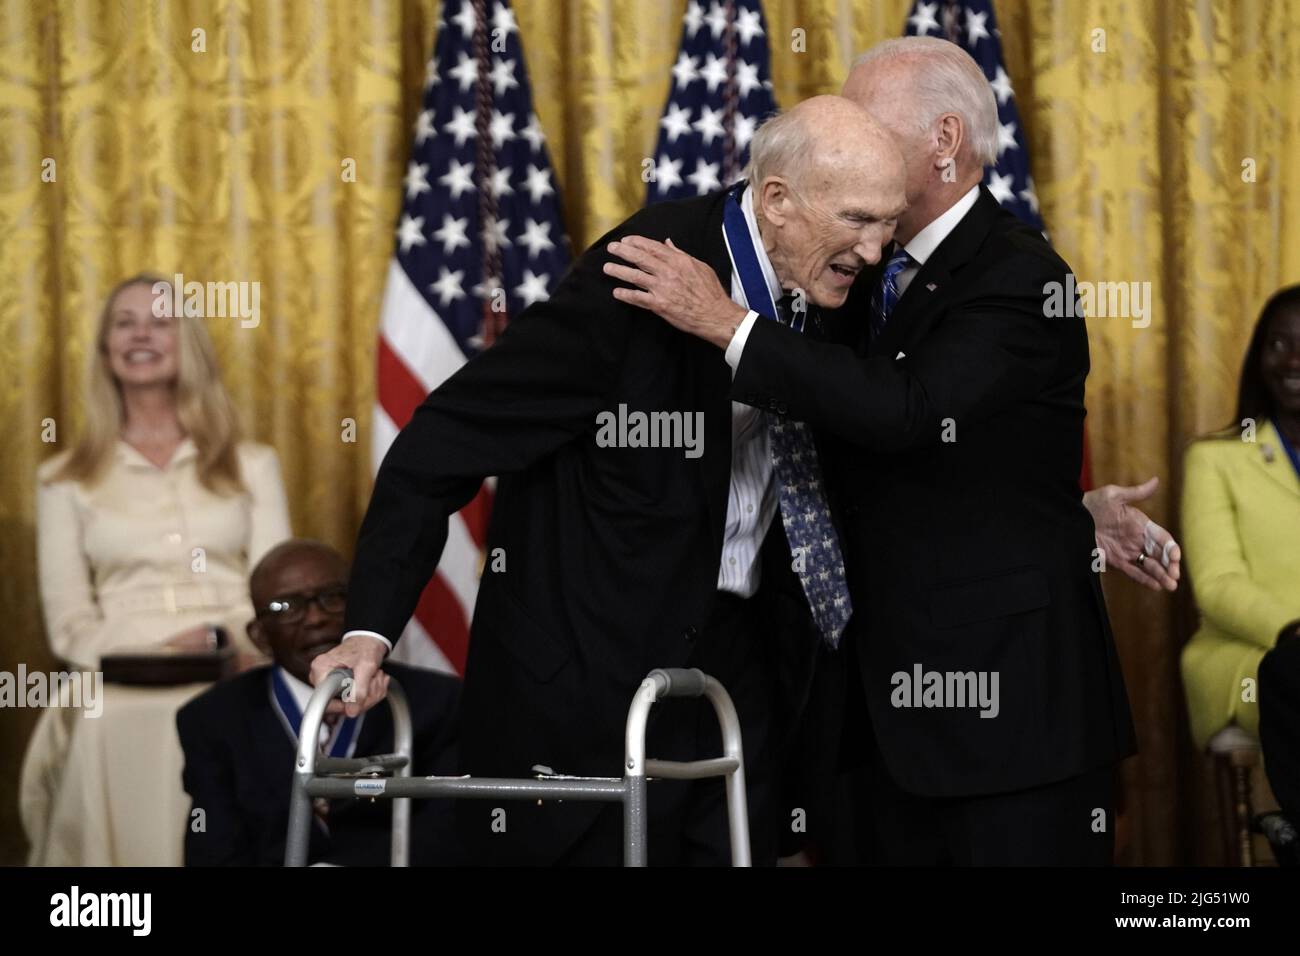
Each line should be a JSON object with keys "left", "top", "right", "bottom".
{"left": 2, "top": 0, "right": 1298, "bottom": 865}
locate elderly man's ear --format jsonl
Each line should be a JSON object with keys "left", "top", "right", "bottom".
{"left": 757, "top": 177, "right": 794, "bottom": 226}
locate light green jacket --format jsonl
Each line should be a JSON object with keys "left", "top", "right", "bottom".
{"left": 1181, "top": 419, "right": 1300, "bottom": 749}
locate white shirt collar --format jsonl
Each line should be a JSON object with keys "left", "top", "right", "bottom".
{"left": 903, "top": 185, "right": 980, "bottom": 267}
{"left": 275, "top": 664, "right": 362, "bottom": 749}
{"left": 116, "top": 435, "right": 197, "bottom": 470}
{"left": 739, "top": 185, "right": 784, "bottom": 307}
{"left": 277, "top": 665, "right": 317, "bottom": 714}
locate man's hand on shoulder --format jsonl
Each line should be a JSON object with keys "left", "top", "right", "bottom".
{"left": 603, "top": 236, "right": 747, "bottom": 348}
{"left": 309, "top": 634, "right": 390, "bottom": 718}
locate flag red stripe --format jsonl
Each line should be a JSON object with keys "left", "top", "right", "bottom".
{"left": 376, "top": 331, "right": 485, "bottom": 673}
{"left": 414, "top": 572, "right": 471, "bottom": 674}
{"left": 376, "top": 335, "right": 429, "bottom": 430}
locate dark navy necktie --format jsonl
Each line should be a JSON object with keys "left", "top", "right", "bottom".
{"left": 870, "top": 244, "right": 914, "bottom": 338}
{"left": 766, "top": 296, "right": 852, "bottom": 648}
{"left": 722, "top": 184, "right": 852, "bottom": 646}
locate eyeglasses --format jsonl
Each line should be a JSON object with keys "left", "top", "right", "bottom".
{"left": 257, "top": 586, "right": 347, "bottom": 623}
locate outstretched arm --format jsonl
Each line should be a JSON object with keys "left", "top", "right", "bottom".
{"left": 1085, "top": 477, "right": 1181, "bottom": 591}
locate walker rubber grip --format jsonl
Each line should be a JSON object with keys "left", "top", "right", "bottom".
{"left": 649, "top": 668, "right": 708, "bottom": 698}
{"left": 326, "top": 666, "right": 355, "bottom": 702}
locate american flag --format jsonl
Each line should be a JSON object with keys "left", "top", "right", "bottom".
{"left": 374, "top": 0, "right": 570, "bottom": 674}
{"left": 903, "top": 0, "right": 1091, "bottom": 486}
{"left": 905, "top": 0, "right": 1043, "bottom": 230}
{"left": 646, "top": 0, "right": 779, "bottom": 203}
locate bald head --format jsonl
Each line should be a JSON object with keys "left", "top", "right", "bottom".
{"left": 748, "top": 95, "right": 905, "bottom": 193}
{"left": 250, "top": 538, "right": 348, "bottom": 609}
{"left": 746, "top": 96, "right": 907, "bottom": 309}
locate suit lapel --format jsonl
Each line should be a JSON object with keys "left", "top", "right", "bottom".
{"left": 691, "top": 188, "right": 738, "bottom": 559}
{"left": 253, "top": 670, "right": 297, "bottom": 789}
{"left": 250, "top": 668, "right": 349, "bottom": 845}
{"left": 870, "top": 187, "right": 1003, "bottom": 359}
{"left": 1252, "top": 420, "right": 1300, "bottom": 499}
{"left": 872, "top": 258, "right": 952, "bottom": 358}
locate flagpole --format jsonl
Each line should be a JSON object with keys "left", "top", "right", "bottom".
{"left": 940, "top": 0, "right": 962, "bottom": 42}
{"left": 720, "top": 0, "right": 740, "bottom": 183}
{"left": 472, "top": 0, "right": 506, "bottom": 347}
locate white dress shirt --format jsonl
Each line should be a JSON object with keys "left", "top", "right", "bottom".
{"left": 715, "top": 186, "right": 783, "bottom": 597}
{"left": 894, "top": 185, "right": 980, "bottom": 298}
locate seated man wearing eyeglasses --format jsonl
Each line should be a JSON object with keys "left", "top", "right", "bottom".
{"left": 176, "top": 538, "right": 461, "bottom": 866}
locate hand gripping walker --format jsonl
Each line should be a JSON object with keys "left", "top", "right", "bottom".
{"left": 285, "top": 667, "right": 751, "bottom": 866}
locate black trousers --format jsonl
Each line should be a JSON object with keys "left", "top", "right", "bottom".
{"left": 1259, "top": 634, "right": 1300, "bottom": 822}
{"left": 853, "top": 736, "right": 1116, "bottom": 866}
{"left": 835, "top": 640, "right": 1116, "bottom": 866}
{"left": 557, "top": 590, "right": 780, "bottom": 866}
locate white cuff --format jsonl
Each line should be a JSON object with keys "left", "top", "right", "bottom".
{"left": 343, "top": 630, "right": 392, "bottom": 655}
{"left": 724, "top": 310, "right": 760, "bottom": 376}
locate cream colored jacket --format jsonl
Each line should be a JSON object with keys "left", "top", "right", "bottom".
{"left": 36, "top": 438, "right": 292, "bottom": 668}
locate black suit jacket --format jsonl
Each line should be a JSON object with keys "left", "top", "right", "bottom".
{"left": 733, "top": 187, "right": 1137, "bottom": 798}
{"left": 344, "top": 189, "right": 823, "bottom": 863}
{"left": 177, "top": 662, "right": 461, "bottom": 866}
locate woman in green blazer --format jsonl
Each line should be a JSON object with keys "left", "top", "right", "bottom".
{"left": 1181, "top": 286, "right": 1300, "bottom": 819}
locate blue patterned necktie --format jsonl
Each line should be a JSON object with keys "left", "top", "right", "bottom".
{"left": 869, "top": 244, "right": 914, "bottom": 338}
{"left": 767, "top": 295, "right": 852, "bottom": 648}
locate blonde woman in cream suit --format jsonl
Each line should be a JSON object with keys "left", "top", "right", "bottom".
{"left": 21, "top": 275, "right": 291, "bottom": 865}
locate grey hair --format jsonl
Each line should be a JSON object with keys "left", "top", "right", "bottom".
{"left": 744, "top": 108, "right": 812, "bottom": 191}
{"left": 851, "top": 36, "right": 999, "bottom": 168}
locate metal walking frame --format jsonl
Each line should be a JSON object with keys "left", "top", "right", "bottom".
{"left": 285, "top": 666, "right": 751, "bottom": 866}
